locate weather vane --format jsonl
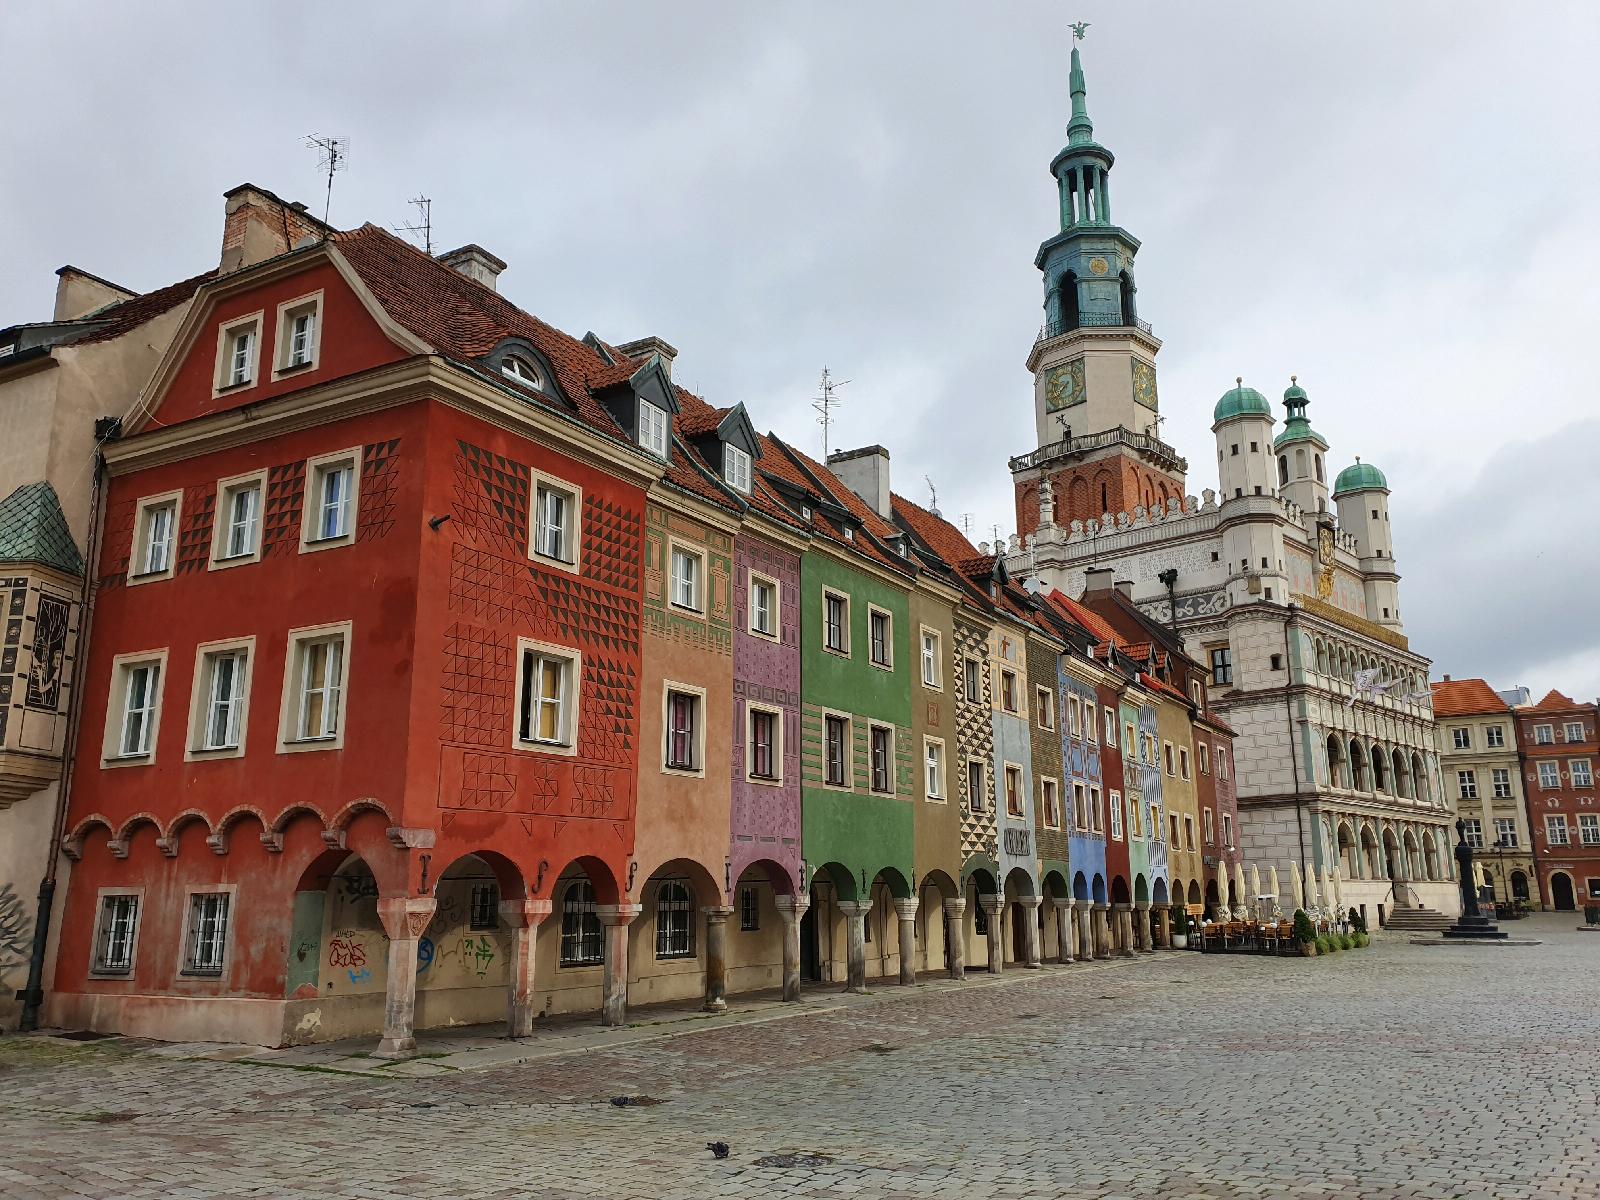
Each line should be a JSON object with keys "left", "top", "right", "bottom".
{"left": 1070, "top": 21, "right": 1090, "bottom": 40}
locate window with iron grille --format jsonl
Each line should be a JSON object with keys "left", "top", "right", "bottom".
{"left": 824, "top": 715, "right": 848, "bottom": 786}
{"left": 739, "top": 886, "right": 759, "bottom": 932}
{"left": 469, "top": 882, "right": 500, "bottom": 931}
{"left": 182, "top": 893, "right": 230, "bottom": 976}
{"left": 559, "top": 881, "right": 603, "bottom": 967}
{"left": 655, "top": 881, "right": 695, "bottom": 958}
{"left": 93, "top": 895, "right": 139, "bottom": 975}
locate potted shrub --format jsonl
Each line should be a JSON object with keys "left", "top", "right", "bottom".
{"left": 1170, "top": 910, "right": 1189, "bottom": 950}
{"left": 1293, "top": 909, "right": 1317, "bottom": 956}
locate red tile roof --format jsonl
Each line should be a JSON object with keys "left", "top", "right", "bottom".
{"left": 1532, "top": 688, "right": 1584, "bottom": 712}
{"left": 74, "top": 268, "right": 216, "bottom": 345}
{"left": 1429, "top": 678, "right": 1507, "bottom": 717}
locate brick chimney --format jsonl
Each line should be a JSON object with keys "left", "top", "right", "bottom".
{"left": 437, "top": 244, "right": 507, "bottom": 292}
{"left": 616, "top": 335, "right": 679, "bottom": 378}
{"left": 1084, "top": 566, "right": 1115, "bottom": 594}
{"left": 220, "top": 185, "right": 328, "bottom": 274}
{"left": 827, "top": 446, "right": 892, "bottom": 520}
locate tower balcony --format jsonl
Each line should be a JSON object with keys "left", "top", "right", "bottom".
{"left": 1009, "top": 424, "right": 1187, "bottom": 476}
{"left": 1035, "top": 311, "right": 1152, "bottom": 346}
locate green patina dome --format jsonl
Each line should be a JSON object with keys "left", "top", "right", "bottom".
{"left": 1334, "top": 460, "right": 1388, "bottom": 494}
{"left": 1273, "top": 376, "right": 1327, "bottom": 450}
{"left": 1283, "top": 380, "right": 1308, "bottom": 402}
{"left": 1213, "top": 380, "right": 1273, "bottom": 423}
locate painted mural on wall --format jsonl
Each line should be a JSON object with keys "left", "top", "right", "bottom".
{"left": 25, "top": 593, "right": 69, "bottom": 711}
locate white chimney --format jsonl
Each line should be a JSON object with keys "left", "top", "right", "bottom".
{"left": 616, "top": 336, "right": 679, "bottom": 378}
{"left": 438, "top": 244, "right": 507, "bottom": 292}
{"left": 826, "top": 445, "right": 892, "bottom": 520}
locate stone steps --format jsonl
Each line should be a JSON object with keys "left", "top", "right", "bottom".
{"left": 1382, "top": 906, "right": 1455, "bottom": 931}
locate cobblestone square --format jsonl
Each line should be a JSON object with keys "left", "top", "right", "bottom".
{"left": 1, "top": 917, "right": 1595, "bottom": 1199}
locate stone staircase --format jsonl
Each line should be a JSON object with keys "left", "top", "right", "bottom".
{"left": 1381, "top": 905, "right": 1454, "bottom": 933}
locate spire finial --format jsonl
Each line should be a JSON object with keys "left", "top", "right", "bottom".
{"left": 1355, "top": 455, "right": 1362, "bottom": 464}
{"left": 1290, "top": 374, "right": 1297, "bottom": 384}
{"left": 1236, "top": 376, "right": 1244, "bottom": 387}
{"left": 1067, "top": 23, "right": 1095, "bottom": 146}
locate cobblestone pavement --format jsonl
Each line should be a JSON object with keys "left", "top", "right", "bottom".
{"left": 2, "top": 916, "right": 1596, "bottom": 1199}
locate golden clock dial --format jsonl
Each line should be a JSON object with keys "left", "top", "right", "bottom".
{"left": 1044, "top": 359, "right": 1086, "bottom": 412}
{"left": 1132, "top": 359, "right": 1158, "bottom": 410}
{"left": 1089, "top": 256, "right": 1110, "bottom": 276}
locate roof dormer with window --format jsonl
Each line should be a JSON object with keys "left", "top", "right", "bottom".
{"left": 595, "top": 356, "right": 680, "bottom": 461}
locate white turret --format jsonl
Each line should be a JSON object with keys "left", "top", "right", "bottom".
{"left": 1333, "top": 457, "right": 1401, "bottom": 629}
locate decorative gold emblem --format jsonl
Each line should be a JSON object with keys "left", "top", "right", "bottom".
{"left": 1317, "top": 525, "right": 1336, "bottom": 598}
{"left": 1088, "top": 256, "right": 1110, "bottom": 276}
{"left": 1044, "top": 358, "right": 1086, "bottom": 412}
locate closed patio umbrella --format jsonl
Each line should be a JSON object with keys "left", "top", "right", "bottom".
{"left": 1233, "top": 860, "right": 1248, "bottom": 918}
{"left": 1290, "top": 860, "right": 1304, "bottom": 911}
{"left": 1250, "top": 864, "right": 1263, "bottom": 918}
{"left": 1304, "top": 862, "right": 1320, "bottom": 912}
{"left": 1269, "top": 865, "right": 1283, "bottom": 917}
{"left": 1322, "top": 867, "right": 1336, "bottom": 921}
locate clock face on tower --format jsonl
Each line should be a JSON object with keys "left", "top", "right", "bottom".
{"left": 1132, "top": 359, "right": 1158, "bottom": 411}
{"left": 1044, "top": 358, "right": 1086, "bottom": 412}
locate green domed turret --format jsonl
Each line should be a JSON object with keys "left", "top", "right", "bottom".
{"left": 1213, "top": 378, "right": 1272, "bottom": 423}
{"left": 1273, "top": 375, "right": 1327, "bottom": 450}
{"left": 1333, "top": 459, "right": 1388, "bottom": 495}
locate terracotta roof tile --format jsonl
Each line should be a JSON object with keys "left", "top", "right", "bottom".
{"left": 1429, "top": 678, "right": 1507, "bottom": 717}
{"left": 74, "top": 269, "right": 215, "bottom": 345}
{"left": 1533, "top": 688, "right": 1583, "bottom": 712}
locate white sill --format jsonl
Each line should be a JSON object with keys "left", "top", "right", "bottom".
{"left": 192, "top": 744, "right": 242, "bottom": 756}
{"left": 532, "top": 551, "right": 578, "bottom": 570}
{"left": 107, "top": 751, "right": 152, "bottom": 764}
{"left": 822, "top": 646, "right": 850, "bottom": 659}
{"left": 746, "top": 774, "right": 783, "bottom": 788}
{"left": 870, "top": 659, "right": 893, "bottom": 672}
{"left": 88, "top": 969, "right": 134, "bottom": 980}
{"left": 663, "top": 764, "right": 704, "bottom": 778}
{"left": 669, "top": 602, "right": 705, "bottom": 616}
{"left": 748, "top": 627, "right": 780, "bottom": 641}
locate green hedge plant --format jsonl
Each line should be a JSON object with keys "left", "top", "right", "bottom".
{"left": 1293, "top": 909, "right": 1316, "bottom": 945}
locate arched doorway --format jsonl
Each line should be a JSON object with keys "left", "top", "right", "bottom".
{"left": 1551, "top": 872, "right": 1576, "bottom": 911}
{"left": 1382, "top": 828, "right": 1402, "bottom": 881}
{"left": 1511, "top": 870, "right": 1530, "bottom": 904}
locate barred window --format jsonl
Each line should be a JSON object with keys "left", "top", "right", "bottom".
{"left": 93, "top": 895, "right": 139, "bottom": 975}
{"left": 655, "top": 881, "right": 695, "bottom": 959}
{"left": 182, "top": 893, "right": 230, "bottom": 976}
{"left": 739, "top": 885, "right": 759, "bottom": 932}
{"left": 469, "top": 882, "right": 499, "bottom": 931}
{"left": 560, "top": 880, "right": 603, "bottom": 967}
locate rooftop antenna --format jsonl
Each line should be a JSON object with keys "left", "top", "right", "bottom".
{"left": 812, "top": 367, "right": 849, "bottom": 458}
{"left": 924, "top": 475, "right": 941, "bottom": 518}
{"left": 960, "top": 513, "right": 975, "bottom": 539}
{"left": 396, "top": 194, "right": 433, "bottom": 255}
{"left": 305, "top": 135, "right": 349, "bottom": 225}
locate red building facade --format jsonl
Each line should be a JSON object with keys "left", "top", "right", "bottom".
{"left": 1517, "top": 691, "right": 1600, "bottom": 911}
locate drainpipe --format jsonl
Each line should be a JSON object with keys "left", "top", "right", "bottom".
{"left": 1156, "top": 567, "right": 1179, "bottom": 640}
{"left": 20, "top": 440, "right": 110, "bottom": 1030}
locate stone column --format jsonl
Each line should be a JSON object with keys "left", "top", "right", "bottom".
{"left": 1155, "top": 906, "right": 1171, "bottom": 949}
{"left": 1113, "top": 903, "right": 1135, "bottom": 957}
{"left": 1134, "top": 901, "right": 1154, "bottom": 952}
{"left": 835, "top": 901, "right": 869, "bottom": 993}
{"left": 1093, "top": 903, "right": 1112, "bottom": 959}
{"left": 981, "top": 896, "right": 1005, "bottom": 973}
{"left": 595, "top": 903, "right": 642, "bottom": 1027}
{"left": 1075, "top": 901, "right": 1093, "bottom": 962}
{"left": 1053, "top": 899, "right": 1075, "bottom": 964}
{"left": 1020, "top": 897, "right": 1043, "bottom": 968}
{"left": 373, "top": 896, "right": 437, "bottom": 1060}
{"left": 499, "top": 897, "right": 553, "bottom": 1038}
{"left": 702, "top": 905, "right": 734, "bottom": 1012}
{"left": 773, "top": 895, "right": 809, "bottom": 1002}
{"left": 942, "top": 898, "right": 967, "bottom": 980}
{"left": 893, "top": 898, "right": 919, "bottom": 986}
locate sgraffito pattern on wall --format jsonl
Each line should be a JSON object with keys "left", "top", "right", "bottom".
{"left": 97, "top": 500, "right": 136, "bottom": 587}
{"left": 0, "top": 580, "right": 19, "bottom": 743}
{"left": 176, "top": 484, "right": 215, "bottom": 575}
{"left": 438, "top": 440, "right": 642, "bottom": 824}
{"left": 261, "top": 461, "right": 306, "bottom": 557}
{"left": 955, "top": 618, "right": 996, "bottom": 860}
{"left": 641, "top": 505, "right": 732, "bottom": 657}
{"left": 357, "top": 439, "right": 402, "bottom": 542}
{"left": 1027, "top": 637, "right": 1068, "bottom": 868}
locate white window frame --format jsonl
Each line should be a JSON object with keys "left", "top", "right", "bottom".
{"left": 923, "top": 735, "right": 946, "bottom": 801}
{"left": 178, "top": 884, "right": 238, "bottom": 979}
{"left": 1179, "top": 746, "right": 1191, "bottom": 781}
{"left": 1538, "top": 761, "right": 1560, "bottom": 790}
{"left": 746, "top": 701, "right": 783, "bottom": 785}
{"left": 1109, "top": 788, "right": 1124, "bottom": 840}
{"left": 868, "top": 723, "right": 895, "bottom": 795}
{"left": 514, "top": 637, "right": 581, "bottom": 756}
{"left": 1565, "top": 722, "right": 1585, "bottom": 743}
{"left": 1037, "top": 686, "right": 1055, "bottom": 731}
{"left": 1457, "top": 770, "right": 1478, "bottom": 800}
{"left": 300, "top": 447, "right": 361, "bottom": 552}
{"left": 1040, "top": 776, "right": 1060, "bottom": 829}
{"left": 209, "top": 470, "right": 267, "bottom": 569}
{"left": 1198, "top": 742, "right": 1210, "bottom": 775}
{"left": 1579, "top": 814, "right": 1600, "bottom": 846}
{"left": 1493, "top": 817, "right": 1519, "bottom": 847}
{"left": 501, "top": 354, "right": 547, "bottom": 391}
{"left": 1089, "top": 784, "right": 1102, "bottom": 832}
{"left": 278, "top": 622, "right": 352, "bottom": 754}
{"left": 1534, "top": 724, "right": 1554, "bottom": 745}
{"left": 747, "top": 570, "right": 780, "bottom": 640}
{"left": 1104, "top": 706, "right": 1117, "bottom": 747}
{"left": 1184, "top": 814, "right": 1196, "bottom": 850}
{"left": 186, "top": 636, "right": 254, "bottom": 760}
{"left": 272, "top": 291, "right": 324, "bottom": 377}
{"left": 1222, "top": 812, "right": 1234, "bottom": 848}
{"left": 662, "top": 681, "right": 707, "bottom": 776}
{"left": 668, "top": 542, "right": 705, "bottom": 614}
{"left": 637, "top": 400, "right": 669, "bottom": 458}
{"left": 1073, "top": 781, "right": 1087, "bottom": 831}
{"left": 128, "top": 490, "right": 183, "bottom": 585}
{"left": 724, "top": 443, "right": 752, "bottom": 493}
{"left": 1486, "top": 725, "right": 1505, "bottom": 748}
{"left": 1571, "top": 759, "right": 1593, "bottom": 789}
{"left": 1164, "top": 740, "right": 1175, "bottom": 777}
{"left": 1003, "top": 761, "right": 1024, "bottom": 817}
{"left": 527, "top": 469, "right": 583, "bottom": 573}
{"left": 1203, "top": 806, "right": 1215, "bottom": 844}
{"left": 102, "top": 649, "right": 168, "bottom": 766}
{"left": 919, "top": 626, "right": 943, "bottom": 690}
{"left": 1491, "top": 768, "right": 1513, "bottom": 799}
{"left": 822, "top": 588, "right": 850, "bottom": 656}
{"left": 999, "top": 668, "right": 1019, "bottom": 715}
{"left": 1546, "top": 814, "right": 1570, "bottom": 846}
{"left": 966, "top": 758, "right": 988, "bottom": 813}
{"left": 90, "top": 887, "right": 144, "bottom": 978}
{"left": 1461, "top": 817, "right": 1483, "bottom": 848}
{"left": 822, "top": 710, "right": 852, "bottom": 789}
{"left": 213, "top": 311, "right": 263, "bottom": 394}
{"left": 1452, "top": 727, "right": 1471, "bottom": 750}
{"left": 867, "top": 605, "right": 893, "bottom": 670}
{"left": 963, "top": 656, "right": 983, "bottom": 704}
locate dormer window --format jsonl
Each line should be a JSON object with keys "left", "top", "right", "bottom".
{"left": 502, "top": 355, "right": 545, "bottom": 391}
{"left": 274, "top": 292, "right": 323, "bottom": 376}
{"left": 214, "top": 312, "right": 263, "bottom": 394}
{"left": 724, "top": 444, "right": 752, "bottom": 493}
{"left": 638, "top": 401, "right": 669, "bottom": 458}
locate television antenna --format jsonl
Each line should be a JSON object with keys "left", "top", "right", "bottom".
{"left": 924, "top": 475, "right": 940, "bottom": 517}
{"left": 812, "top": 367, "right": 849, "bottom": 458}
{"left": 396, "top": 194, "right": 433, "bottom": 255}
{"left": 959, "top": 513, "right": 975, "bottom": 539}
{"left": 305, "top": 135, "right": 349, "bottom": 224}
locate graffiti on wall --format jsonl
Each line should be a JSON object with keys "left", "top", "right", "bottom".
{"left": 0, "top": 882, "right": 33, "bottom": 993}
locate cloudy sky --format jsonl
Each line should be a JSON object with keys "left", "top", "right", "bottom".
{"left": 4, "top": 2, "right": 1598, "bottom": 697}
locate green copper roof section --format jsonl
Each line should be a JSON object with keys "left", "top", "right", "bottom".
{"left": 0, "top": 481, "right": 84, "bottom": 576}
{"left": 1273, "top": 376, "right": 1328, "bottom": 449}
{"left": 1067, "top": 46, "right": 1095, "bottom": 146}
{"left": 1333, "top": 459, "right": 1388, "bottom": 494}
{"left": 1213, "top": 378, "right": 1273, "bottom": 423}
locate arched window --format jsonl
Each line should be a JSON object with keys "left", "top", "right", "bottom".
{"left": 502, "top": 355, "right": 546, "bottom": 392}
{"left": 1350, "top": 740, "right": 1367, "bottom": 790}
{"left": 1316, "top": 641, "right": 1329, "bottom": 675}
{"left": 1412, "top": 753, "right": 1428, "bottom": 803}
{"left": 1118, "top": 270, "right": 1137, "bottom": 325}
{"left": 560, "top": 880, "right": 602, "bottom": 966}
{"left": 1099, "top": 480, "right": 1109, "bottom": 514}
{"left": 654, "top": 880, "right": 695, "bottom": 959}
{"left": 1326, "top": 733, "right": 1345, "bottom": 788}
{"left": 1315, "top": 454, "right": 1325, "bottom": 482}
{"left": 1295, "top": 447, "right": 1307, "bottom": 478}
{"left": 1371, "top": 745, "right": 1388, "bottom": 792}
{"left": 1278, "top": 456, "right": 1289, "bottom": 486}
{"left": 1058, "top": 272, "right": 1081, "bottom": 332}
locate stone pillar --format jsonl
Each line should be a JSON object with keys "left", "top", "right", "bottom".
{"left": 942, "top": 898, "right": 967, "bottom": 980}
{"left": 702, "top": 905, "right": 734, "bottom": 1012}
{"left": 981, "top": 896, "right": 1005, "bottom": 974}
{"left": 1076, "top": 901, "right": 1093, "bottom": 961}
{"left": 1134, "top": 901, "right": 1154, "bottom": 952}
{"left": 1113, "top": 903, "right": 1135, "bottom": 957}
{"left": 1053, "top": 899, "right": 1075, "bottom": 964}
{"left": 835, "top": 901, "right": 869, "bottom": 993}
{"left": 1020, "top": 897, "right": 1043, "bottom": 968}
{"left": 1093, "top": 903, "right": 1112, "bottom": 959}
{"left": 595, "top": 903, "right": 642, "bottom": 1027}
{"left": 373, "top": 896, "right": 437, "bottom": 1060}
{"left": 1155, "top": 906, "right": 1171, "bottom": 949}
{"left": 499, "top": 897, "right": 553, "bottom": 1038}
{"left": 894, "top": 898, "right": 919, "bottom": 986}
{"left": 774, "top": 895, "right": 809, "bottom": 1002}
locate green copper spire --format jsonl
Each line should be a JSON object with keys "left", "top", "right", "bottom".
{"left": 1067, "top": 45, "right": 1095, "bottom": 146}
